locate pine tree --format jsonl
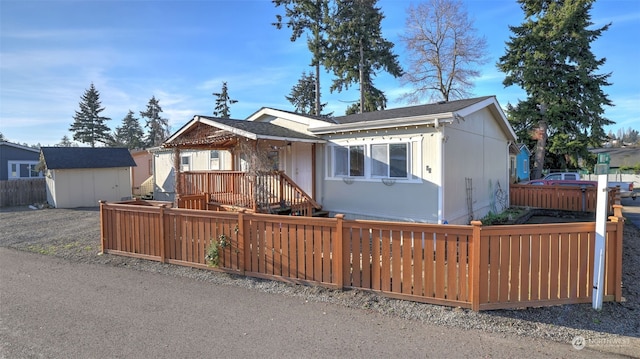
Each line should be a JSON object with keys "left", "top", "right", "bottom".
{"left": 344, "top": 85, "right": 386, "bottom": 115}
{"left": 113, "top": 110, "right": 145, "bottom": 149}
{"left": 497, "top": 0, "right": 613, "bottom": 178}
{"left": 212, "top": 82, "right": 237, "bottom": 118}
{"left": 69, "top": 83, "right": 112, "bottom": 147}
{"left": 56, "top": 135, "right": 77, "bottom": 147}
{"left": 273, "top": 0, "right": 331, "bottom": 116}
{"left": 140, "top": 96, "right": 170, "bottom": 147}
{"left": 286, "top": 72, "right": 331, "bottom": 115}
{"left": 324, "top": 0, "right": 403, "bottom": 114}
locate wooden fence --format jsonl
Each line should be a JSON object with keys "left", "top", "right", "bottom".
{"left": 510, "top": 184, "right": 618, "bottom": 213}
{"left": 0, "top": 179, "right": 46, "bottom": 207}
{"left": 100, "top": 200, "right": 624, "bottom": 311}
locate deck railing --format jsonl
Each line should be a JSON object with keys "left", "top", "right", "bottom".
{"left": 100, "top": 200, "right": 624, "bottom": 311}
{"left": 179, "top": 171, "right": 320, "bottom": 216}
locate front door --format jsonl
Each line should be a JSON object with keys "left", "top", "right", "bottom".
{"left": 291, "top": 142, "right": 313, "bottom": 197}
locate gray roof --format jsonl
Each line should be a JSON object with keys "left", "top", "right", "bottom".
{"left": 331, "top": 96, "right": 494, "bottom": 124}
{"left": 0, "top": 141, "right": 40, "bottom": 153}
{"left": 590, "top": 147, "right": 640, "bottom": 168}
{"left": 41, "top": 147, "right": 136, "bottom": 169}
{"left": 247, "top": 107, "right": 338, "bottom": 124}
{"left": 197, "top": 116, "right": 321, "bottom": 141}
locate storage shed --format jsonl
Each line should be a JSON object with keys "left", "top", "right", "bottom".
{"left": 40, "top": 147, "right": 136, "bottom": 208}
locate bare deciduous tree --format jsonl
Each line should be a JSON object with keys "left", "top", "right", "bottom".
{"left": 400, "top": 0, "right": 488, "bottom": 103}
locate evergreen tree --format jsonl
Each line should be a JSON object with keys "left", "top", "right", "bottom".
{"left": 621, "top": 127, "right": 639, "bottom": 144}
{"left": 69, "top": 83, "right": 112, "bottom": 147}
{"left": 140, "top": 96, "right": 170, "bottom": 147}
{"left": 273, "top": 0, "right": 331, "bottom": 116}
{"left": 0, "top": 132, "right": 6, "bottom": 141}
{"left": 344, "top": 85, "right": 386, "bottom": 115}
{"left": 56, "top": 135, "right": 77, "bottom": 147}
{"left": 497, "top": 0, "right": 613, "bottom": 178}
{"left": 113, "top": 110, "right": 145, "bottom": 149}
{"left": 400, "top": 0, "right": 488, "bottom": 103}
{"left": 324, "top": 0, "right": 403, "bottom": 114}
{"left": 212, "top": 82, "right": 237, "bottom": 118}
{"left": 286, "top": 72, "right": 331, "bottom": 115}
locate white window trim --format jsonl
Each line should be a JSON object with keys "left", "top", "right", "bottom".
{"left": 325, "top": 138, "right": 421, "bottom": 183}
{"left": 7, "top": 160, "right": 43, "bottom": 180}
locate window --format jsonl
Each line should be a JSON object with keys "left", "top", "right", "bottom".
{"left": 330, "top": 141, "right": 411, "bottom": 180}
{"left": 349, "top": 146, "right": 364, "bottom": 176}
{"left": 333, "top": 145, "right": 364, "bottom": 177}
{"left": 180, "top": 156, "right": 191, "bottom": 172}
{"left": 210, "top": 150, "right": 220, "bottom": 170}
{"left": 372, "top": 143, "right": 407, "bottom": 178}
{"left": 334, "top": 147, "right": 348, "bottom": 176}
{"left": 510, "top": 157, "right": 516, "bottom": 177}
{"left": 7, "top": 161, "right": 42, "bottom": 180}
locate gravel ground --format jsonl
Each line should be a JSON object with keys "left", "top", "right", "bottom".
{"left": 1, "top": 205, "right": 639, "bottom": 357}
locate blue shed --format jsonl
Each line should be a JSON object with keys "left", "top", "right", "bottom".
{"left": 515, "top": 143, "right": 531, "bottom": 182}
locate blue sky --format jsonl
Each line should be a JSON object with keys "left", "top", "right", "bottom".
{"left": 1, "top": 0, "right": 638, "bottom": 146}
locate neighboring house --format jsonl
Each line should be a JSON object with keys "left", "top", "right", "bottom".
{"left": 40, "top": 147, "right": 136, "bottom": 208}
{"left": 590, "top": 147, "right": 640, "bottom": 172}
{"left": 131, "top": 149, "right": 154, "bottom": 197}
{"left": 513, "top": 143, "right": 531, "bottom": 183}
{"left": 0, "top": 141, "right": 43, "bottom": 181}
{"left": 159, "top": 96, "right": 517, "bottom": 224}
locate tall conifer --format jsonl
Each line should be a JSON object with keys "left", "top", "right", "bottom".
{"left": 69, "top": 83, "right": 112, "bottom": 147}
{"left": 497, "top": 0, "right": 613, "bottom": 177}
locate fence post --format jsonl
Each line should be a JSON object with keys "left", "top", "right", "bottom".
{"left": 99, "top": 200, "right": 106, "bottom": 254}
{"left": 609, "top": 208, "right": 625, "bottom": 302}
{"left": 470, "top": 220, "right": 483, "bottom": 311}
{"left": 334, "top": 214, "right": 345, "bottom": 289}
{"left": 613, "top": 203, "right": 623, "bottom": 219}
{"left": 237, "top": 209, "right": 246, "bottom": 274}
{"left": 159, "top": 204, "right": 166, "bottom": 263}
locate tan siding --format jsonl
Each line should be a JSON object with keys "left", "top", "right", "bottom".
{"left": 443, "top": 108, "right": 510, "bottom": 224}
{"left": 49, "top": 168, "right": 132, "bottom": 208}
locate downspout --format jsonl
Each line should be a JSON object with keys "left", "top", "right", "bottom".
{"left": 506, "top": 141, "right": 512, "bottom": 207}
{"left": 437, "top": 119, "right": 445, "bottom": 224}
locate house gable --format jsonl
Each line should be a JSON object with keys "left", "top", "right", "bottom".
{"left": 309, "top": 96, "right": 516, "bottom": 143}
{"left": 245, "top": 107, "right": 337, "bottom": 133}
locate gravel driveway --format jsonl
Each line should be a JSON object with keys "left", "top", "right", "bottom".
{"left": 1, "top": 205, "right": 639, "bottom": 357}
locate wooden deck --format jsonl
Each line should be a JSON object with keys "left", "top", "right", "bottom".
{"left": 178, "top": 171, "right": 322, "bottom": 216}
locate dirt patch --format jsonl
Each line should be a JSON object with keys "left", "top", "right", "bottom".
{"left": 518, "top": 209, "right": 596, "bottom": 224}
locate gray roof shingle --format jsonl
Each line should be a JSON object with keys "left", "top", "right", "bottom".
{"left": 197, "top": 116, "right": 321, "bottom": 141}
{"left": 332, "top": 96, "right": 494, "bottom": 124}
{"left": 41, "top": 147, "right": 136, "bottom": 169}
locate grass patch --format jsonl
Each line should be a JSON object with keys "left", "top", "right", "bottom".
{"left": 479, "top": 207, "right": 528, "bottom": 225}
